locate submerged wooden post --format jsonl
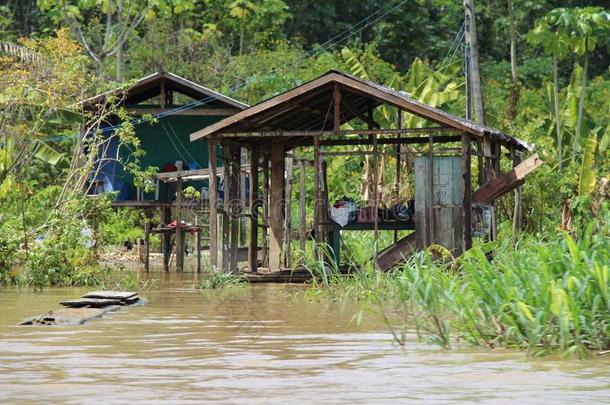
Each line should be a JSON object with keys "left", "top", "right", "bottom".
{"left": 196, "top": 228, "right": 201, "bottom": 273}
{"left": 269, "top": 142, "right": 285, "bottom": 271}
{"left": 222, "top": 143, "right": 231, "bottom": 272}
{"left": 175, "top": 176, "right": 184, "bottom": 272}
{"left": 208, "top": 138, "right": 218, "bottom": 270}
{"left": 144, "top": 219, "right": 150, "bottom": 272}
{"left": 248, "top": 145, "right": 260, "bottom": 273}
{"left": 298, "top": 160, "right": 307, "bottom": 253}
{"left": 461, "top": 133, "right": 473, "bottom": 252}
{"left": 162, "top": 205, "right": 171, "bottom": 271}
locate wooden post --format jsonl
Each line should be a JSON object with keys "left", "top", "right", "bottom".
{"left": 196, "top": 228, "right": 201, "bottom": 273}
{"left": 373, "top": 133, "right": 380, "bottom": 261}
{"left": 239, "top": 147, "right": 247, "bottom": 246}
{"left": 222, "top": 143, "right": 231, "bottom": 272}
{"left": 208, "top": 139, "right": 218, "bottom": 270}
{"left": 461, "top": 133, "right": 473, "bottom": 252}
{"left": 427, "top": 134, "right": 435, "bottom": 245}
{"left": 262, "top": 153, "right": 270, "bottom": 267}
{"left": 313, "top": 137, "right": 322, "bottom": 257}
{"left": 162, "top": 205, "right": 171, "bottom": 271}
{"left": 144, "top": 220, "right": 150, "bottom": 272}
{"left": 394, "top": 110, "right": 403, "bottom": 243}
{"left": 333, "top": 85, "right": 341, "bottom": 134}
{"left": 512, "top": 149, "right": 522, "bottom": 244}
{"left": 298, "top": 160, "right": 307, "bottom": 253}
{"left": 229, "top": 145, "right": 240, "bottom": 273}
{"left": 269, "top": 142, "right": 285, "bottom": 271}
{"left": 248, "top": 145, "right": 260, "bottom": 273}
{"left": 175, "top": 176, "right": 184, "bottom": 272}
{"left": 284, "top": 155, "right": 294, "bottom": 267}
{"left": 464, "top": 0, "right": 485, "bottom": 124}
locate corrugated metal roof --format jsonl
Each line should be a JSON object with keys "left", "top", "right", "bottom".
{"left": 190, "top": 70, "right": 532, "bottom": 151}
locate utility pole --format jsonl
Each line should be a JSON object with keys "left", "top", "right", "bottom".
{"left": 464, "top": 0, "right": 485, "bottom": 124}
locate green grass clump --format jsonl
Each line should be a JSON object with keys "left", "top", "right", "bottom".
{"left": 198, "top": 271, "right": 249, "bottom": 289}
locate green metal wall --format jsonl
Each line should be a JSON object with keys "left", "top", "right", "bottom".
{"left": 116, "top": 114, "right": 224, "bottom": 202}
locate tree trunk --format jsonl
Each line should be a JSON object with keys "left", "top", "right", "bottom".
{"left": 553, "top": 55, "right": 562, "bottom": 169}
{"left": 573, "top": 54, "right": 588, "bottom": 156}
{"left": 464, "top": 0, "right": 485, "bottom": 124}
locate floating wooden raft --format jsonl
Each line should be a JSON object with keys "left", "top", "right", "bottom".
{"left": 20, "top": 291, "right": 141, "bottom": 326}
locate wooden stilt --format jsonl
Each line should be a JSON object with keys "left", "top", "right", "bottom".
{"left": 222, "top": 143, "right": 231, "bottom": 272}
{"left": 462, "top": 133, "right": 473, "bottom": 252}
{"left": 313, "top": 137, "right": 322, "bottom": 257}
{"left": 162, "top": 205, "right": 171, "bottom": 272}
{"left": 283, "top": 155, "right": 293, "bottom": 267}
{"left": 394, "top": 110, "right": 403, "bottom": 244}
{"left": 373, "top": 133, "right": 379, "bottom": 260}
{"left": 239, "top": 147, "right": 247, "bottom": 246}
{"left": 262, "top": 153, "right": 270, "bottom": 267}
{"left": 298, "top": 160, "right": 306, "bottom": 253}
{"left": 144, "top": 220, "right": 150, "bottom": 272}
{"left": 176, "top": 176, "right": 184, "bottom": 272}
{"left": 269, "top": 142, "right": 285, "bottom": 272}
{"left": 249, "top": 145, "right": 260, "bottom": 273}
{"left": 230, "top": 145, "right": 241, "bottom": 273}
{"left": 196, "top": 228, "right": 201, "bottom": 273}
{"left": 208, "top": 139, "right": 218, "bottom": 270}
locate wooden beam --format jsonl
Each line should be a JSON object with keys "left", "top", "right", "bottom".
{"left": 268, "top": 143, "right": 285, "bottom": 271}
{"left": 208, "top": 139, "right": 218, "bottom": 269}
{"left": 144, "top": 220, "right": 150, "bottom": 272}
{"left": 126, "top": 107, "right": 241, "bottom": 116}
{"left": 462, "top": 133, "right": 473, "bottom": 252}
{"left": 333, "top": 85, "right": 341, "bottom": 134}
{"left": 216, "top": 127, "right": 456, "bottom": 138}
{"left": 512, "top": 150, "right": 522, "bottom": 244}
{"left": 473, "top": 154, "right": 542, "bottom": 204}
{"left": 248, "top": 145, "right": 259, "bottom": 273}
{"left": 162, "top": 206, "right": 171, "bottom": 271}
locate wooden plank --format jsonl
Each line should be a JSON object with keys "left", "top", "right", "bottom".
{"left": 376, "top": 233, "right": 418, "bottom": 271}
{"left": 268, "top": 142, "right": 285, "bottom": 271}
{"left": 60, "top": 298, "right": 123, "bottom": 308}
{"left": 372, "top": 132, "right": 379, "bottom": 261}
{"left": 313, "top": 137, "right": 322, "bottom": 254}
{"left": 208, "top": 139, "right": 218, "bottom": 269}
{"left": 473, "top": 154, "right": 543, "bottom": 204}
{"left": 83, "top": 291, "right": 138, "bottom": 300}
{"left": 427, "top": 134, "right": 435, "bottom": 245}
{"left": 248, "top": 145, "right": 260, "bottom": 273}
{"left": 298, "top": 160, "right": 306, "bottom": 253}
{"left": 462, "top": 133, "right": 473, "bottom": 251}
{"left": 196, "top": 228, "right": 202, "bottom": 273}
{"left": 175, "top": 176, "right": 184, "bottom": 272}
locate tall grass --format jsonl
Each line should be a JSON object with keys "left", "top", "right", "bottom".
{"left": 304, "top": 223, "right": 610, "bottom": 356}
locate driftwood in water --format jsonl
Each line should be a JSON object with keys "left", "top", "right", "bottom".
{"left": 19, "top": 291, "right": 142, "bottom": 326}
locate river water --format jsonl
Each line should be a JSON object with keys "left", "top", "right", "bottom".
{"left": 0, "top": 273, "right": 609, "bottom": 404}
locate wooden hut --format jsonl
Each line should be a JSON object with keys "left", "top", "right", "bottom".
{"left": 81, "top": 71, "right": 248, "bottom": 271}
{"left": 189, "top": 70, "right": 541, "bottom": 277}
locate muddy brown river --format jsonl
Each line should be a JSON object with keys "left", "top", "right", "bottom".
{"left": 1, "top": 273, "right": 609, "bottom": 404}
